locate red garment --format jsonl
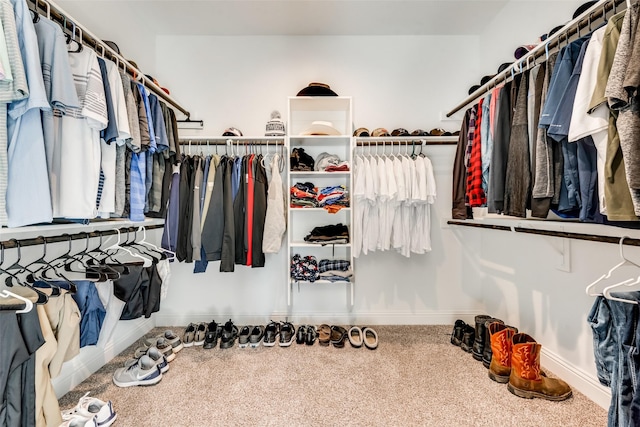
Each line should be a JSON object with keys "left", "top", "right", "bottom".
{"left": 325, "top": 164, "right": 350, "bottom": 172}
{"left": 246, "top": 155, "right": 255, "bottom": 266}
{"left": 466, "top": 99, "right": 486, "bottom": 207}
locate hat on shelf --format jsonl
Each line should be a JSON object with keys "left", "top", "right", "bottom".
{"left": 573, "top": 1, "right": 597, "bottom": 19}
{"left": 222, "top": 127, "right": 243, "bottom": 137}
{"left": 468, "top": 84, "right": 481, "bottom": 95}
{"left": 371, "top": 128, "right": 390, "bottom": 137}
{"left": 547, "top": 24, "right": 564, "bottom": 38}
{"left": 103, "top": 40, "right": 121, "bottom": 54}
{"left": 429, "top": 128, "right": 453, "bottom": 136}
{"left": 297, "top": 82, "right": 338, "bottom": 96}
{"left": 481, "top": 74, "right": 496, "bottom": 86}
{"left": 514, "top": 44, "right": 537, "bottom": 60}
{"left": 265, "top": 110, "right": 286, "bottom": 136}
{"left": 300, "top": 121, "right": 341, "bottom": 136}
{"left": 353, "top": 127, "right": 370, "bottom": 137}
{"left": 391, "top": 128, "right": 410, "bottom": 137}
{"left": 497, "top": 62, "right": 512, "bottom": 74}
{"left": 411, "top": 129, "right": 429, "bottom": 136}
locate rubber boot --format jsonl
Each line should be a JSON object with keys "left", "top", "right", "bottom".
{"left": 472, "top": 315, "right": 492, "bottom": 361}
{"left": 508, "top": 333, "right": 572, "bottom": 401}
{"left": 488, "top": 322, "right": 515, "bottom": 383}
{"left": 450, "top": 319, "right": 466, "bottom": 346}
{"left": 482, "top": 318, "right": 504, "bottom": 368}
{"left": 460, "top": 325, "right": 475, "bottom": 353}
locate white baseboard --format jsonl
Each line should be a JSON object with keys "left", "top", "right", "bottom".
{"left": 52, "top": 317, "right": 156, "bottom": 398}
{"left": 541, "top": 347, "right": 611, "bottom": 410}
{"left": 154, "top": 310, "right": 481, "bottom": 327}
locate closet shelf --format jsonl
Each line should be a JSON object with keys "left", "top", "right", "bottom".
{"left": 288, "top": 207, "right": 351, "bottom": 212}
{"left": 289, "top": 136, "right": 351, "bottom": 146}
{"left": 290, "top": 171, "right": 351, "bottom": 176}
{"left": 290, "top": 279, "right": 353, "bottom": 285}
{"left": 289, "top": 242, "right": 351, "bottom": 248}
{"left": 355, "top": 136, "right": 458, "bottom": 145}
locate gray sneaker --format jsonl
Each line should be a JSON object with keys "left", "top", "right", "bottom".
{"left": 154, "top": 338, "right": 176, "bottom": 362}
{"left": 124, "top": 346, "right": 169, "bottom": 374}
{"left": 112, "top": 355, "right": 162, "bottom": 387}
{"left": 183, "top": 323, "right": 197, "bottom": 347}
{"left": 143, "top": 330, "right": 184, "bottom": 353}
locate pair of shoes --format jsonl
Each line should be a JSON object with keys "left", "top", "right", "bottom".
{"left": 279, "top": 321, "right": 295, "bottom": 347}
{"left": 318, "top": 324, "right": 331, "bottom": 346}
{"left": 296, "top": 325, "right": 317, "bottom": 345}
{"left": 330, "top": 325, "right": 348, "bottom": 348}
{"left": 61, "top": 392, "right": 116, "bottom": 427}
{"left": 126, "top": 346, "right": 169, "bottom": 374}
{"left": 262, "top": 320, "right": 296, "bottom": 346}
{"left": 237, "top": 325, "right": 266, "bottom": 348}
{"left": 112, "top": 355, "right": 163, "bottom": 387}
{"left": 203, "top": 320, "right": 223, "bottom": 349}
{"left": 183, "top": 322, "right": 208, "bottom": 347}
{"left": 347, "top": 326, "right": 378, "bottom": 349}
{"left": 220, "top": 319, "right": 239, "bottom": 349}
{"left": 139, "top": 337, "right": 176, "bottom": 363}
{"left": 143, "top": 330, "right": 183, "bottom": 354}
{"left": 488, "top": 323, "right": 572, "bottom": 401}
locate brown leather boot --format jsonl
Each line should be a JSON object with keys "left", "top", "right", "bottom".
{"left": 508, "top": 333, "right": 572, "bottom": 401}
{"left": 488, "top": 322, "right": 515, "bottom": 383}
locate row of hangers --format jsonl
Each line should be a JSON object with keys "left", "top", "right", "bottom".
{"left": 181, "top": 139, "right": 286, "bottom": 173}
{"left": 586, "top": 236, "right": 640, "bottom": 304}
{"left": 355, "top": 139, "right": 427, "bottom": 159}
{"left": 0, "top": 226, "right": 174, "bottom": 313}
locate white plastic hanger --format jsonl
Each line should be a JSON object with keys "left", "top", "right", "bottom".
{"left": 0, "top": 289, "right": 34, "bottom": 314}
{"left": 104, "top": 229, "right": 152, "bottom": 267}
{"left": 585, "top": 236, "right": 640, "bottom": 296}
{"left": 138, "top": 226, "right": 175, "bottom": 261}
{"left": 602, "top": 277, "right": 640, "bottom": 304}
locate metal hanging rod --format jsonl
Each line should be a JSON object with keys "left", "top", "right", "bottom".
{"left": 0, "top": 224, "right": 164, "bottom": 250}
{"left": 355, "top": 137, "right": 457, "bottom": 145}
{"left": 27, "top": 0, "right": 191, "bottom": 118}
{"left": 446, "top": 0, "right": 627, "bottom": 117}
{"left": 178, "top": 137, "right": 286, "bottom": 146}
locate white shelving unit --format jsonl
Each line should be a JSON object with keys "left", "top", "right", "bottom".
{"left": 286, "top": 96, "right": 354, "bottom": 308}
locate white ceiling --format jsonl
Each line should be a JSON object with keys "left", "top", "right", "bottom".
{"left": 56, "top": 0, "right": 512, "bottom": 36}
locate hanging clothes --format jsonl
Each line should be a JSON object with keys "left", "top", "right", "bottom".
{"left": 263, "top": 153, "right": 286, "bottom": 254}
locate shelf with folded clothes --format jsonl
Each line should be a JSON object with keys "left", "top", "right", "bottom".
{"left": 289, "top": 279, "right": 354, "bottom": 285}
{"left": 288, "top": 207, "right": 351, "bottom": 212}
{"left": 289, "top": 171, "right": 351, "bottom": 176}
{"left": 289, "top": 242, "right": 352, "bottom": 248}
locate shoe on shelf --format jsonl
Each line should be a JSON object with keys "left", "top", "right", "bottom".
{"left": 59, "top": 414, "right": 97, "bottom": 427}
{"left": 306, "top": 325, "right": 317, "bottom": 345}
{"left": 363, "top": 327, "right": 378, "bottom": 350}
{"left": 61, "top": 392, "right": 117, "bottom": 427}
{"left": 451, "top": 319, "right": 466, "bottom": 346}
{"left": 124, "top": 346, "right": 169, "bottom": 374}
{"left": 263, "top": 321, "right": 280, "bottom": 347}
{"left": 154, "top": 338, "right": 176, "bottom": 362}
{"left": 296, "top": 325, "right": 307, "bottom": 344}
{"left": 220, "top": 319, "right": 239, "bottom": 349}
{"left": 183, "top": 323, "right": 197, "bottom": 348}
{"left": 348, "top": 326, "right": 363, "bottom": 348}
{"left": 112, "top": 355, "right": 162, "bottom": 388}
{"left": 238, "top": 325, "right": 252, "bottom": 348}
{"left": 249, "top": 325, "right": 265, "bottom": 348}
{"left": 203, "top": 321, "right": 222, "bottom": 349}
{"left": 194, "top": 322, "right": 207, "bottom": 346}
{"left": 330, "top": 325, "right": 348, "bottom": 348}
{"left": 279, "top": 321, "right": 295, "bottom": 347}
{"left": 318, "top": 324, "right": 331, "bottom": 346}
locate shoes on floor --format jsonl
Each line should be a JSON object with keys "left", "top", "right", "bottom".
{"left": 318, "top": 324, "right": 331, "bottom": 346}
{"left": 279, "top": 321, "right": 295, "bottom": 347}
{"left": 263, "top": 320, "right": 280, "bottom": 347}
{"left": 451, "top": 319, "right": 466, "bottom": 346}
{"left": 472, "top": 315, "right": 492, "bottom": 361}
{"left": 348, "top": 326, "right": 363, "bottom": 348}
{"left": 249, "top": 325, "right": 265, "bottom": 348}
{"left": 154, "top": 337, "right": 176, "bottom": 362}
{"left": 194, "top": 322, "right": 207, "bottom": 346}
{"left": 112, "top": 355, "right": 162, "bottom": 388}
{"left": 305, "top": 325, "right": 317, "bottom": 345}
{"left": 363, "top": 327, "right": 378, "bottom": 350}
{"left": 59, "top": 414, "right": 97, "bottom": 427}
{"left": 203, "top": 320, "right": 222, "bottom": 349}
{"left": 61, "top": 392, "right": 117, "bottom": 427}
{"left": 460, "top": 324, "right": 475, "bottom": 353}
{"left": 296, "top": 325, "right": 307, "bottom": 344}
{"left": 238, "top": 325, "right": 252, "bottom": 348}
{"left": 220, "top": 319, "right": 239, "bottom": 349}
{"left": 143, "top": 330, "right": 183, "bottom": 354}
{"left": 183, "top": 323, "right": 197, "bottom": 348}
{"left": 330, "top": 325, "right": 348, "bottom": 348}
{"left": 125, "top": 346, "right": 169, "bottom": 374}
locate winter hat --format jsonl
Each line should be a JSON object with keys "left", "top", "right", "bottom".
{"left": 222, "top": 127, "right": 243, "bottom": 137}
{"left": 265, "top": 110, "right": 286, "bottom": 136}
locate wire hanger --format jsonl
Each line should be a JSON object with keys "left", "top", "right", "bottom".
{"left": 586, "top": 236, "right": 640, "bottom": 296}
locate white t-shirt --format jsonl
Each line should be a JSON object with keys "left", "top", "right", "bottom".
{"left": 392, "top": 156, "right": 405, "bottom": 250}
{"left": 383, "top": 156, "right": 398, "bottom": 251}
{"left": 352, "top": 155, "right": 366, "bottom": 258}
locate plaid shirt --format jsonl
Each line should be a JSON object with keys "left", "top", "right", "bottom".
{"left": 318, "top": 259, "right": 351, "bottom": 273}
{"left": 466, "top": 99, "right": 486, "bottom": 207}
{"left": 464, "top": 105, "right": 478, "bottom": 169}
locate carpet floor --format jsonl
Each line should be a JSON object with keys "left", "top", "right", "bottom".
{"left": 58, "top": 325, "right": 607, "bottom": 427}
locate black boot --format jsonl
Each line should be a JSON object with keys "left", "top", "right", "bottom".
{"left": 450, "top": 319, "right": 466, "bottom": 346}
{"left": 460, "top": 325, "right": 475, "bottom": 353}
{"left": 482, "top": 318, "right": 504, "bottom": 368}
{"left": 472, "top": 315, "right": 492, "bottom": 361}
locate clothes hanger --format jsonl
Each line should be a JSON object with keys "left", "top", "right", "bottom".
{"left": 585, "top": 236, "right": 640, "bottom": 296}
{"left": 104, "top": 229, "right": 152, "bottom": 267}
{"left": 138, "top": 225, "right": 174, "bottom": 261}
{"left": 0, "top": 288, "right": 33, "bottom": 313}
{"left": 18, "top": 237, "right": 62, "bottom": 296}
{"left": 124, "top": 228, "right": 166, "bottom": 262}
{"left": 54, "top": 233, "right": 117, "bottom": 281}
{"left": 89, "top": 231, "right": 130, "bottom": 274}
{"left": 0, "top": 242, "right": 49, "bottom": 304}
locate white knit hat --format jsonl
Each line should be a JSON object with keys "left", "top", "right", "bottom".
{"left": 265, "top": 110, "right": 286, "bottom": 136}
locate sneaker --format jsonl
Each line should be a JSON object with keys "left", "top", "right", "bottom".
{"left": 61, "top": 392, "right": 117, "bottom": 427}
{"left": 203, "top": 321, "right": 222, "bottom": 349}
{"left": 112, "top": 355, "right": 162, "bottom": 388}
{"left": 161, "top": 330, "right": 183, "bottom": 353}
{"left": 124, "top": 346, "right": 169, "bottom": 374}
{"left": 296, "top": 325, "right": 307, "bottom": 344}
{"left": 279, "top": 322, "right": 295, "bottom": 347}
{"left": 154, "top": 338, "right": 176, "bottom": 363}
{"left": 220, "top": 319, "right": 238, "bottom": 349}
{"left": 263, "top": 321, "right": 279, "bottom": 347}
{"left": 59, "top": 414, "right": 97, "bottom": 427}
{"left": 249, "top": 325, "right": 265, "bottom": 348}
{"left": 238, "top": 326, "right": 252, "bottom": 348}
{"left": 194, "top": 322, "right": 207, "bottom": 346}
{"left": 183, "top": 323, "right": 197, "bottom": 347}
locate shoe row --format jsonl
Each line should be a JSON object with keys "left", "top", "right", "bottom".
{"left": 317, "top": 325, "right": 378, "bottom": 349}
{"left": 59, "top": 393, "right": 116, "bottom": 427}
{"left": 451, "top": 315, "right": 572, "bottom": 402}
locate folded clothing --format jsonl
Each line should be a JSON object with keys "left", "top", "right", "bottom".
{"left": 315, "top": 152, "right": 350, "bottom": 172}
{"left": 291, "top": 148, "right": 315, "bottom": 171}
{"left": 318, "top": 259, "right": 350, "bottom": 273}
{"left": 304, "top": 223, "right": 350, "bottom": 244}
{"left": 290, "top": 254, "right": 319, "bottom": 282}
{"left": 317, "top": 185, "right": 349, "bottom": 206}
{"left": 291, "top": 182, "right": 319, "bottom": 208}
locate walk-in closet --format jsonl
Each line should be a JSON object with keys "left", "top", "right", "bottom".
{"left": 2, "top": 0, "right": 638, "bottom": 426}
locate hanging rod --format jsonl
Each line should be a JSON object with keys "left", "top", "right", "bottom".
{"left": 178, "top": 137, "right": 286, "bottom": 145}
{"left": 447, "top": 220, "right": 640, "bottom": 247}
{"left": 27, "top": 0, "right": 191, "bottom": 119}
{"left": 355, "top": 136, "right": 457, "bottom": 145}
{"left": 0, "top": 224, "right": 164, "bottom": 250}
{"left": 446, "top": 0, "right": 627, "bottom": 117}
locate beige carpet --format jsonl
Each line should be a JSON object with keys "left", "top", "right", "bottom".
{"left": 59, "top": 325, "right": 607, "bottom": 427}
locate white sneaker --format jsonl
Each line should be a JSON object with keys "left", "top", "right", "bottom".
{"left": 124, "top": 346, "right": 169, "bottom": 374}
{"left": 112, "top": 355, "right": 162, "bottom": 388}
{"left": 61, "top": 392, "right": 116, "bottom": 427}
{"left": 59, "top": 413, "right": 97, "bottom": 427}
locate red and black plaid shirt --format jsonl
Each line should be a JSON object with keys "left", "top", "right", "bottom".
{"left": 466, "top": 99, "right": 486, "bottom": 207}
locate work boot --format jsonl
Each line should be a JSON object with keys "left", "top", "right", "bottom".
{"left": 508, "top": 333, "right": 572, "bottom": 401}
{"left": 450, "top": 319, "right": 466, "bottom": 346}
{"left": 460, "top": 324, "right": 475, "bottom": 353}
{"left": 482, "top": 318, "right": 504, "bottom": 368}
{"left": 472, "top": 315, "right": 492, "bottom": 361}
{"left": 488, "top": 322, "right": 515, "bottom": 383}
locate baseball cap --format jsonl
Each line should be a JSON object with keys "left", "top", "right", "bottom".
{"left": 353, "top": 127, "right": 370, "bottom": 137}
{"left": 222, "top": 127, "right": 243, "bottom": 137}
{"left": 296, "top": 82, "right": 338, "bottom": 96}
{"left": 411, "top": 129, "right": 429, "bottom": 136}
{"left": 391, "top": 128, "right": 410, "bottom": 136}
{"left": 371, "top": 128, "right": 390, "bottom": 137}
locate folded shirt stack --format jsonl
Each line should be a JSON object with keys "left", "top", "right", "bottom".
{"left": 304, "top": 223, "right": 350, "bottom": 245}
{"left": 318, "top": 259, "right": 353, "bottom": 282}
{"left": 315, "top": 152, "right": 350, "bottom": 172}
{"left": 290, "top": 254, "right": 319, "bottom": 282}
{"left": 317, "top": 185, "right": 350, "bottom": 207}
{"left": 291, "top": 182, "right": 319, "bottom": 208}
